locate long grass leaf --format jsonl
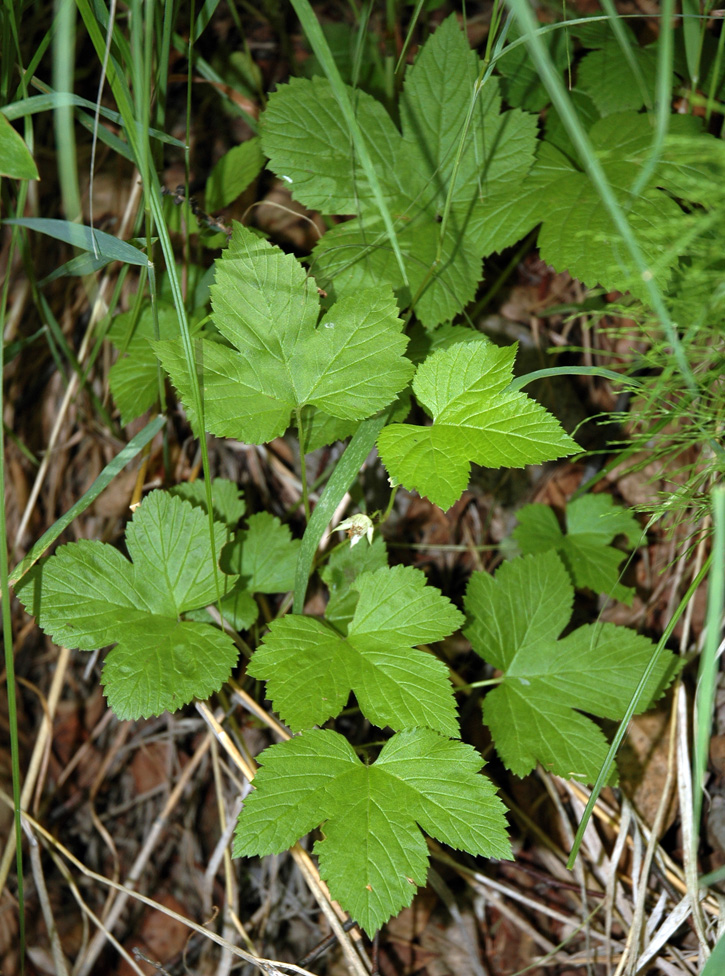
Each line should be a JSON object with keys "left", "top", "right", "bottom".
{"left": 693, "top": 489, "right": 725, "bottom": 834}
{"left": 4, "top": 217, "right": 148, "bottom": 266}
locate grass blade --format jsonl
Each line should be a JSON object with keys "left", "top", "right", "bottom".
{"left": 4, "top": 217, "right": 148, "bottom": 266}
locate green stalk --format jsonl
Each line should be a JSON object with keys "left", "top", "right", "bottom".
{"left": 53, "top": 0, "right": 81, "bottom": 221}
{"left": 693, "top": 489, "right": 725, "bottom": 837}
{"left": 293, "top": 414, "right": 387, "bottom": 613}
{"left": 629, "top": 0, "right": 674, "bottom": 199}
{"left": 295, "top": 408, "right": 311, "bottom": 522}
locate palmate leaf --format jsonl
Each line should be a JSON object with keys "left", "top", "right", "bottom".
{"left": 233, "top": 727, "right": 512, "bottom": 935}
{"left": 377, "top": 342, "right": 577, "bottom": 510}
{"left": 156, "top": 224, "right": 414, "bottom": 444}
{"left": 471, "top": 113, "right": 719, "bottom": 298}
{"left": 513, "top": 494, "right": 641, "bottom": 604}
{"left": 15, "top": 491, "right": 238, "bottom": 719}
{"left": 262, "top": 14, "right": 538, "bottom": 327}
{"left": 249, "top": 565, "right": 464, "bottom": 735}
{"left": 464, "top": 552, "right": 679, "bottom": 783}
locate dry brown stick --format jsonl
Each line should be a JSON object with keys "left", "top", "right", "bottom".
{"left": 0, "top": 644, "right": 71, "bottom": 890}
{"left": 0, "top": 789, "right": 321, "bottom": 976}
{"left": 23, "top": 819, "right": 71, "bottom": 976}
{"left": 74, "top": 730, "right": 213, "bottom": 976}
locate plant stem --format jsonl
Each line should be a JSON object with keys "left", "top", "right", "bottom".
{"left": 296, "top": 408, "right": 311, "bottom": 522}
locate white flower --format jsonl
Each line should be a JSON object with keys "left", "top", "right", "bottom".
{"left": 337, "top": 514, "right": 374, "bottom": 547}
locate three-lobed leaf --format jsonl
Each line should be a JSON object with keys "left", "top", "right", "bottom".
{"left": 263, "top": 15, "right": 538, "bottom": 327}
{"left": 15, "top": 491, "right": 238, "bottom": 719}
{"left": 156, "top": 224, "right": 414, "bottom": 444}
{"left": 471, "top": 112, "right": 710, "bottom": 298}
{"left": 464, "top": 552, "right": 678, "bottom": 783}
{"left": 233, "top": 727, "right": 512, "bottom": 935}
{"left": 513, "top": 494, "right": 641, "bottom": 604}
{"left": 249, "top": 564, "right": 464, "bottom": 735}
{"left": 377, "top": 342, "right": 578, "bottom": 510}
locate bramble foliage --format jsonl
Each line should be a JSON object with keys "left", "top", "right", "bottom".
{"left": 13, "top": 5, "right": 719, "bottom": 940}
{"left": 233, "top": 728, "right": 512, "bottom": 935}
{"left": 464, "top": 552, "right": 679, "bottom": 782}
{"left": 512, "top": 494, "right": 641, "bottom": 604}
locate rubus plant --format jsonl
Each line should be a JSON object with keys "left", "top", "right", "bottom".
{"left": 6, "top": 1, "right": 722, "bottom": 945}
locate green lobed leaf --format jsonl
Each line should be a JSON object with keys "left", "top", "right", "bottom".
{"left": 233, "top": 727, "right": 511, "bottom": 935}
{"left": 464, "top": 552, "right": 679, "bottom": 782}
{"left": 377, "top": 342, "right": 577, "bottom": 511}
{"left": 221, "top": 512, "right": 300, "bottom": 593}
{"left": 249, "top": 564, "right": 464, "bottom": 734}
{"left": 576, "top": 41, "right": 659, "bottom": 116}
{"left": 15, "top": 491, "right": 238, "bottom": 719}
{"left": 513, "top": 494, "right": 641, "bottom": 604}
{"left": 321, "top": 533, "right": 388, "bottom": 633}
{"left": 155, "top": 223, "right": 414, "bottom": 443}
{"left": 470, "top": 113, "right": 696, "bottom": 298}
{"left": 263, "top": 15, "right": 538, "bottom": 327}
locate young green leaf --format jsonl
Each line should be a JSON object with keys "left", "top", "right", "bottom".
{"left": 15, "top": 491, "right": 238, "bottom": 719}
{"left": 377, "top": 342, "right": 577, "bottom": 511}
{"left": 262, "top": 15, "right": 538, "bottom": 327}
{"left": 321, "top": 533, "right": 388, "bottom": 633}
{"left": 513, "top": 494, "right": 641, "bottom": 604}
{"left": 205, "top": 137, "right": 265, "bottom": 211}
{"left": 168, "top": 477, "right": 246, "bottom": 528}
{"left": 464, "top": 552, "right": 678, "bottom": 783}
{"left": 155, "top": 224, "right": 414, "bottom": 444}
{"left": 233, "top": 727, "right": 512, "bottom": 935}
{"left": 221, "top": 512, "right": 300, "bottom": 593}
{"left": 249, "top": 564, "right": 464, "bottom": 735}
